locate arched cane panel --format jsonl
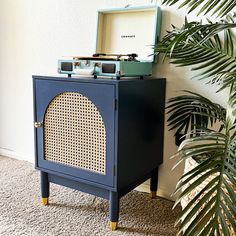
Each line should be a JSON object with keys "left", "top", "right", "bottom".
{"left": 44, "top": 92, "right": 106, "bottom": 175}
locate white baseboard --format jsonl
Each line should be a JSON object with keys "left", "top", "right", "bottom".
{"left": 136, "top": 183, "right": 175, "bottom": 201}
{"left": 0, "top": 148, "right": 32, "bottom": 162}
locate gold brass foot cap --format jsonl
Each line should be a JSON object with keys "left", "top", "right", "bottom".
{"left": 110, "top": 221, "right": 118, "bottom": 231}
{"left": 150, "top": 191, "right": 157, "bottom": 199}
{"left": 41, "top": 197, "right": 49, "bottom": 205}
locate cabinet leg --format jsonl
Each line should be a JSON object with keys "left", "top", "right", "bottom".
{"left": 109, "top": 191, "right": 119, "bottom": 230}
{"left": 41, "top": 171, "right": 50, "bottom": 205}
{"left": 150, "top": 168, "right": 158, "bottom": 199}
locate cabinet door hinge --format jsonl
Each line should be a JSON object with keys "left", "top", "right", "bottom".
{"left": 113, "top": 99, "right": 117, "bottom": 110}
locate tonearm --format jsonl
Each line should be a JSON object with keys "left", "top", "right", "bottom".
{"left": 93, "top": 53, "right": 138, "bottom": 61}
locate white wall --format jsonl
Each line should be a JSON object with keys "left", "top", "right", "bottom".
{"left": 0, "top": 0, "right": 227, "bottom": 200}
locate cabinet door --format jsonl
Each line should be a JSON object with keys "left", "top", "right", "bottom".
{"left": 34, "top": 79, "right": 115, "bottom": 187}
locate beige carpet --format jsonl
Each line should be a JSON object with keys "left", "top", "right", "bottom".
{"left": 0, "top": 156, "right": 180, "bottom": 236}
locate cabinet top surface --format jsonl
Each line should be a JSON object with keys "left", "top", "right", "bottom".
{"left": 32, "top": 75, "right": 165, "bottom": 85}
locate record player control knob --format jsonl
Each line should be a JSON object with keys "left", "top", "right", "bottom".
{"left": 74, "top": 62, "right": 80, "bottom": 67}
{"left": 95, "top": 63, "right": 101, "bottom": 67}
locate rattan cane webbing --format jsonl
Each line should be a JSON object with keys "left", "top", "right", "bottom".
{"left": 44, "top": 92, "right": 106, "bottom": 174}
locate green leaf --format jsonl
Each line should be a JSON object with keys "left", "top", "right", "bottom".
{"left": 173, "top": 129, "right": 236, "bottom": 234}
{"left": 197, "top": 219, "right": 215, "bottom": 236}
{"left": 219, "top": 211, "right": 231, "bottom": 236}
{"left": 173, "top": 168, "right": 218, "bottom": 207}
{"left": 177, "top": 186, "right": 217, "bottom": 230}
{"left": 166, "top": 91, "right": 226, "bottom": 136}
{"left": 155, "top": 20, "right": 236, "bottom": 85}
{"left": 220, "top": 201, "right": 236, "bottom": 232}
{"left": 223, "top": 178, "right": 236, "bottom": 203}
{"left": 175, "top": 160, "right": 220, "bottom": 191}
{"left": 175, "top": 176, "right": 219, "bottom": 226}
{"left": 183, "top": 205, "right": 216, "bottom": 235}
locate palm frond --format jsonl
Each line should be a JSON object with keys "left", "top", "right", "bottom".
{"left": 213, "top": 72, "right": 236, "bottom": 127}
{"left": 166, "top": 91, "right": 226, "bottom": 136}
{"left": 214, "top": 71, "right": 236, "bottom": 92}
{"left": 174, "top": 130, "right": 236, "bottom": 235}
{"left": 162, "top": 0, "right": 236, "bottom": 17}
{"left": 158, "top": 2, "right": 236, "bottom": 234}
{"left": 155, "top": 20, "right": 236, "bottom": 82}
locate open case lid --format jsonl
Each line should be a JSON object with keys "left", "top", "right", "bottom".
{"left": 96, "top": 5, "right": 161, "bottom": 62}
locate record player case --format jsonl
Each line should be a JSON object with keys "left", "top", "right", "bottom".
{"left": 33, "top": 75, "right": 166, "bottom": 230}
{"left": 58, "top": 5, "right": 161, "bottom": 79}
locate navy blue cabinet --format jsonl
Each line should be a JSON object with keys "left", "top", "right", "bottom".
{"left": 33, "top": 75, "right": 166, "bottom": 230}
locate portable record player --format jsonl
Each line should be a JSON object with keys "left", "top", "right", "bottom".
{"left": 58, "top": 5, "right": 161, "bottom": 79}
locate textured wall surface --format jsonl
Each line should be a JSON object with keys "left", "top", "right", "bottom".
{"left": 0, "top": 0, "right": 226, "bottom": 200}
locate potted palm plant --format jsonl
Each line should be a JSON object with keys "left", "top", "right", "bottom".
{"left": 155, "top": 1, "right": 236, "bottom": 235}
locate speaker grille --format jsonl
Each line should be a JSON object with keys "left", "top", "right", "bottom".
{"left": 44, "top": 92, "right": 106, "bottom": 175}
